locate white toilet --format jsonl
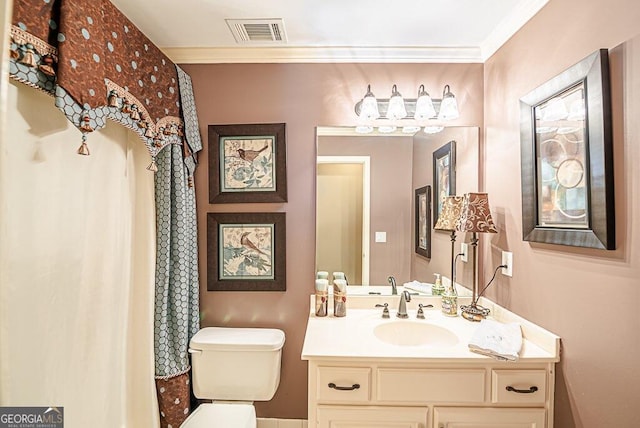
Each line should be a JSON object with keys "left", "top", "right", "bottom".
{"left": 181, "top": 327, "right": 286, "bottom": 428}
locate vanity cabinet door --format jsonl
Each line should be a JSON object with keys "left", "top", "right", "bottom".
{"left": 433, "top": 407, "right": 546, "bottom": 428}
{"left": 316, "top": 405, "right": 428, "bottom": 428}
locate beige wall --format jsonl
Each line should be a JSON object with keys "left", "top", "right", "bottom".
{"left": 316, "top": 163, "right": 364, "bottom": 284}
{"left": 318, "top": 134, "right": 414, "bottom": 285}
{"left": 483, "top": 1, "right": 640, "bottom": 426}
{"left": 182, "top": 62, "right": 483, "bottom": 419}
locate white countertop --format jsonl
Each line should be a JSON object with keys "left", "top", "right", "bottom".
{"left": 301, "top": 296, "right": 560, "bottom": 363}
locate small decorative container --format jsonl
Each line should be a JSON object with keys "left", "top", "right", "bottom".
{"left": 316, "top": 271, "right": 329, "bottom": 280}
{"left": 333, "top": 279, "right": 347, "bottom": 317}
{"left": 441, "top": 282, "right": 458, "bottom": 317}
{"left": 315, "top": 279, "right": 329, "bottom": 317}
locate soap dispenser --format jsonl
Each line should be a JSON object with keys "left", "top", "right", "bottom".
{"left": 432, "top": 273, "right": 445, "bottom": 296}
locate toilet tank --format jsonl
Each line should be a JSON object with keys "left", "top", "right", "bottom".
{"left": 189, "top": 327, "right": 285, "bottom": 401}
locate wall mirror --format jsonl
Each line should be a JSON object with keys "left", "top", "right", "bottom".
{"left": 316, "top": 126, "right": 480, "bottom": 293}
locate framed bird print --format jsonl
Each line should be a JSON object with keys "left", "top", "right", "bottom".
{"left": 208, "top": 123, "right": 288, "bottom": 203}
{"left": 207, "top": 212, "right": 286, "bottom": 291}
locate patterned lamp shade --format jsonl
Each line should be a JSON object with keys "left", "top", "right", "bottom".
{"left": 434, "top": 195, "right": 465, "bottom": 231}
{"left": 456, "top": 193, "right": 498, "bottom": 234}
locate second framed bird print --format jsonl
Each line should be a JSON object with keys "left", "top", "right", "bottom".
{"left": 207, "top": 212, "right": 286, "bottom": 291}
{"left": 209, "top": 123, "right": 288, "bottom": 203}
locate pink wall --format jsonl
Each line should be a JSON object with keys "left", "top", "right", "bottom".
{"left": 483, "top": 1, "right": 640, "bottom": 426}
{"left": 181, "top": 62, "right": 483, "bottom": 419}
{"left": 318, "top": 134, "right": 414, "bottom": 285}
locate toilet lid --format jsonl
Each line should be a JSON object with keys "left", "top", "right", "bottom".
{"left": 180, "top": 403, "right": 256, "bottom": 428}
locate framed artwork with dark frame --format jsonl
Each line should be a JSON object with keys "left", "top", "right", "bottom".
{"left": 415, "top": 185, "right": 432, "bottom": 258}
{"left": 433, "top": 140, "right": 456, "bottom": 228}
{"left": 207, "top": 212, "right": 286, "bottom": 291}
{"left": 520, "top": 48, "right": 615, "bottom": 250}
{"left": 208, "top": 123, "right": 288, "bottom": 203}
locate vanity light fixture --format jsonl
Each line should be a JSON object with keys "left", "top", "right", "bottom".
{"left": 455, "top": 193, "right": 498, "bottom": 322}
{"left": 354, "top": 84, "right": 459, "bottom": 134}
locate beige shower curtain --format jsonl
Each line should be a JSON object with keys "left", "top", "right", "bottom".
{"left": 0, "top": 82, "right": 160, "bottom": 427}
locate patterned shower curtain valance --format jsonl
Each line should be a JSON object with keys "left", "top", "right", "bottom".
{"left": 8, "top": 0, "right": 198, "bottom": 170}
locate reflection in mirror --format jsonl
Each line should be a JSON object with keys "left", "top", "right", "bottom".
{"left": 316, "top": 127, "right": 479, "bottom": 293}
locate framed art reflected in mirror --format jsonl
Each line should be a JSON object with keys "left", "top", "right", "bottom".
{"left": 433, "top": 141, "right": 456, "bottom": 228}
{"left": 415, "top": 185, "right": 431, "bottom": 258}
{"left": 520, "top": 48, "right": 615, "bottom": 249}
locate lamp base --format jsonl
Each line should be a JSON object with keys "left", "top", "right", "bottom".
{"left": 460, "top": 303, "right": 490, "bottom": 322}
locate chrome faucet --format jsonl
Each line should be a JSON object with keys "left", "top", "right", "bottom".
{"left": 387, "top": 276, "right": 398, "bottom": 295}
{"left": 397, "top": 290, "right": 411, "bottom": 319}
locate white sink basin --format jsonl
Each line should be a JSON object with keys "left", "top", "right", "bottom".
{"left": 374, "top": 321, "right": 459, "bottom": 347}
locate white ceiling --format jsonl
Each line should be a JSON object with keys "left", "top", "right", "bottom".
{"left": 110, "top": 0, "right": 549, "bottom": 63}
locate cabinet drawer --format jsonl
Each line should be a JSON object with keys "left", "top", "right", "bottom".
{"left": 317, "top": 366, "right": 371, "bottom": 403}
{"left": 317, "top": 405, "right": 428, "bottom": 428}
{"left": 492, "top": 369, "right": 547, "bottom": 404}
{"left": 377, "top": 368, "right": 485, "bottom": 404}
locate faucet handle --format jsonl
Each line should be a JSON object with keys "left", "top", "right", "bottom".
{"left": 375, "top": 303, "right": 390, "bottom": 318}
{"left": 416, "top": 303, "right": 434, "bottom": 319}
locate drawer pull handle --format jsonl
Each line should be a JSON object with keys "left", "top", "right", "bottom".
{"left": 506, "top": 385, "right": 538, "bottom": 394}
{"left": 328, "top": 382, "right": 360, "bottom": 391}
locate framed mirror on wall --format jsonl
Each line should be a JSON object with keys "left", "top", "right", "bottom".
{"left": 316, "top": 127, "right": 479, "bottom": 290}
{"left": 520, "top": 48, "right": 615, "bottom": 250}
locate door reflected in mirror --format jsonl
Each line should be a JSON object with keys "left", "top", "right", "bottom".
{"left": 316, "top": 127, "right": 479, "bottom": 291}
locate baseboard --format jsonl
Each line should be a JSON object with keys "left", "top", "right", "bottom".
{"left": 257, "top": 418, "right": 308, "bottom": 428}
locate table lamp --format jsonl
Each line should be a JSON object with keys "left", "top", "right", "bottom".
{"left": 434, "top": 195, "right": 465, "bottom": 293}
{"left": 456, "top": 192, "right": 498, "bottom": 321}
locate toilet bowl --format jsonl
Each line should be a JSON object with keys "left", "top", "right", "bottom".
{"left": 181, "top": 327, "right": 285, "bottom": 428}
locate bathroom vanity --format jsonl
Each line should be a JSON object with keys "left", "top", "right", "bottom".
{"left": 301, "top": 295, "right": 560, "bottom": 428}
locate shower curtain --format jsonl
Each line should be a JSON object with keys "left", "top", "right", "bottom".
{"left": 0, "top": 82, "right": 160, "bottom": 427}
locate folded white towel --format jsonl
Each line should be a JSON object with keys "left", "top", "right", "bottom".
{"left": 403, "top": 281, "right": 433, "bottom": 295}
{"left": 468, "top": 319, "right": 523, "bottom": 361}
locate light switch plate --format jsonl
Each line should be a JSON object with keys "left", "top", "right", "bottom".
{"left": 375, "top": 231, "right": 387, "bottom": 243}
{"left": 460, "top": 243, "right": 469, "bottom": 263}
{"left": 501, "top": 251, "right": 513, "bottom": 277}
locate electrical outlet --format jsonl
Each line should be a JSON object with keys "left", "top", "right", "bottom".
{"left": 501, "top": 251, "right": 513, "bottom": 277}
{"left": 460, "top": 243, "right": 469, "bottom": 263}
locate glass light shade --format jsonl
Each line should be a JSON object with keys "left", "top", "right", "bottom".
{"left": 401, "top": 126, "right": 421, "bottom": 134}
{"left": 567, "top": 98, "right": 585, "bottom": 121}
{"left": 414, "top": 85, "right": 436, "bottom": 120}
{"left": 456, "top": 193, "right": 498, "bottom": 234}
{"left": 355, "top": 125, "right": 374, "bottom": 134}
{"left": 385, "top": 84, "right": 407, "bottom": 120}
{"left": 359, "top": 94, "right": 380, "bottom": 120}
{"left": 541, "top": 97, "right": 568, "bottom": 121}
{"left": 423, "top": 126, "right": 444, "bottom": 134}
{"left": 377, "top": 125, "right": 397, "bottom": 133}
{"left": 438, "top": 85, "right": 459, "bottom": 121}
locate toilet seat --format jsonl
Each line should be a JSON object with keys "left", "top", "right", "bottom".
{"left": 180, "top": 403, "right": 256, "bottom": 428}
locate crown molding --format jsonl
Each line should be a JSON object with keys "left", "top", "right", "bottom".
{"left": 480, "top": 0, "right": 549, "bottom": 61}
{"left": 162, "top": 46, "right": 484, "bottom": 64}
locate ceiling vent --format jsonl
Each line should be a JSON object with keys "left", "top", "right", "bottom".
{"left": 226, "top": 19, "right": 287, "bottom": 44}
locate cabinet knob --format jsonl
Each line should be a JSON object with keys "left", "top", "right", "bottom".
{"left": 328, "top": 382, "right": 360, "bottom": 391}
{"left": 506, "top": 385, "right": 539, "bottom": 394}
